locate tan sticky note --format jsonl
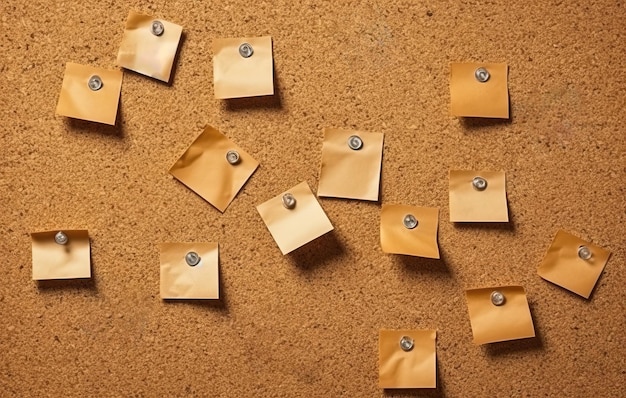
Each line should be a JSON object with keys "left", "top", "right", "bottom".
{"left": 450, "top": 62, "right": 509, "bottom": 118}
{"left": 317, "top": 128, "right": 384, "bottom": 201}
{"left": 449, "top": 170, "right": 508, "bottom": 222}
{"left": 380, "top": 204, "right": 440, "bottom": 258}
{"left": 257, "top": 181, "right": 334, "bottom": 255}
{"left": 160, "top": 243, "right": 219, "bottom": 299}
{"left": 537, "top": 230, "right": 611, "bottom": 299}
{"left": 169, "top": 125, "right": 259, "bottom": 212}
{"left": 213, "top": 36, "right": 274, "bottom": 99}
{"left": 465, "top": 286, "right": 535, "bottom": 345}
{"left": 116, "top": 11, "right": 183, "bottom": 82}
{"left": 31, "top": 230, "right": 91, "bottom": 280}
{"left": 56, "top": 63, "right": 123, "bottom": 125}
{"left": 379, "top": 329, "right": 437, "bottom": 389}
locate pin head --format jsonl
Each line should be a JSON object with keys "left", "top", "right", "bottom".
{"left": 151, "top": 20, "right": 165, "bottom": 36}
{"left": 475, "top": 67, "right": 490, "bottom": 83}
{"left": 490, "top": 291, "right": 505, "bottom": 306}
{"left": 472, "top": 176, "right": 488, "bottom": 191}
{"left": 282, "top": 193, "right": 296, "bottom": 209}
{"left": 185, "top": 251, "right": 201, "bottom": 266}
{"left": 88, "top": 75, "right": 103, "bottom": 91}
{"left": 54, "top": 231, "right": 68, "bottom": 245}
{"left": 578, "top": 245, "right": 592, "bottom": 260}
{"left": 239, "top": 43, "right": 254, "bottom": 58}
{"left": 403, "top": 214, "right": 418, "bottom": 229}
{"left": 347, "top": 135, "right": 363, "bottom": 150}
{"left": 226, "top": 150, "right": 241, "bottom": 165}
{"left": 399, "top": 336, "right": 414, "bottom": 352}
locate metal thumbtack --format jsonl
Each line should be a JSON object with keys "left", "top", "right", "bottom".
{"left": 226, "top": 150, "right": 241, "bottom": 165}
{"left": 399, "top": 336, "right": 414, "bottom": 352}
{"left": 578, "top": 245, "right": 592, "bottom": 260}
{"left": 239, "top": 43, "right": 254, "bottom": 58}
{"left": 151, "top": 20, "right": 165, "bottom": 36}
{"left": 491, "top": 291, "right": 505, "bottom": 306}
{"left": 282, "top": 193, "right": 296, "bottom": 209}
{"left": 54, "top": 231, "right": 69, "bottom": 245}
{"left": 475, "top": 67, "right": 490, "bottom": 83}
{"left": 88, "top": 75, "right": 103, "bottom": 91}
{"left": 472, "top": 176, "right": 488, "bottom": 191}
{"left": 185, "top": 251, "right": 201, "bottom": 267}
{"left": 347, "top": 135, "right": 363, "bottom": 150}
{"left": 403, "top": 214, "right": 418, "bottom": 229}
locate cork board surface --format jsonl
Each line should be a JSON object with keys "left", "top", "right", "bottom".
{"left": 1, "top": 1, "right": 624, "bottom": 397}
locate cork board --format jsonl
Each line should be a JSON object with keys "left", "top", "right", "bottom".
{"left": 1, "top": 1, "right": 624, "bottom": 397}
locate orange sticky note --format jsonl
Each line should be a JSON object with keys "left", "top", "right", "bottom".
{"left": 257, "top": 181, "right": 333, "bottom": 255}
{"left": 465, "top": 286, "right": 535, "bottom": 345}
{"left": 56, "top": 63, "right": 122, "bottom": 125}
{"left": 160, "top": 243, "right": 219, "bottom": 299}
{"left": 117, "top": 11, "right": 183, "bottom": 82}
{"left": 213, "top": 36, "right": 274, "bottom": 99}
{"left": 379, "top": 329, "right": 437, "bottom": 389}
{"left": 450, "top": 62, "right": 509, "bottom": 118}
{"left": 380, "top": 205, "right": 440, "bottom": 258}
{"left": 31, "top": 230, "right": 91, "bottom": 280}
{"left": 537, "top": 230, "right": 611, "bottom": 299}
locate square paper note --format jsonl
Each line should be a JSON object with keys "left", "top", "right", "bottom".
{"left": 213, "top": 36, "right": 274, "bottom": 99}
{"left": 450, "top": 62, "right": 509, "bottom": 118}
{"left": 317, "top": 128, "right": 384, "bottom": 201}
{"left": 449, "top": 170, "right": 508, "bottom": 222}
{"left": 117, "top": 11, "right": 183, "bottom": 82}
{"left": 170, "top": 125, "right": 259, "bottom": 212}
{"left": 380, "top": 204, "right": 440, "bottom": 258}
{"left": 537, "top": 230, "right": 611, "bottom": 299}
{"left": 257, "top": 181, "right": 334, "bottom": 255}
{"left": 31, "top": 230, "right": 91, "bottom": 280}
{"left": 465, "top": 286, "right": 535, "bottom": 345}
{"left": 56, "top": 63, "right": 123, "bottom": 125}
{"left": 379, "top": 329, "right": 437, "bottom": 389}
{"left": 160, "top": 243, "right": 219, "bottom": 299}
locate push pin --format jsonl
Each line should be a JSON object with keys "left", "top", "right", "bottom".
{"left": 282, "top": 193, "right": 296, "bottom": 209}
{"left": 490, "top": 290, "right": 505, "bottom": 306}
{"left": 151, "top": 20, "right": 165, "bottom": 36}
{"left": 54, "top": 231, "right": 69, "bottom": 245}
{"left": 472, "top": 176, "right": 488, "bottom": 191}
{"left": 185, "top": 251, "right": 201, "bottom": 266}
{"left": 578, "top": 245, "right": 592, "bottom": 260}
{"left": 239, "top": 43, "right": 254, "bottom": 58}
{"left": 347, "top": 135, "right": 363, "bottom": 150}
{"left": 226, "top": 150, "right": 241, "bottom": 165}
{"left": 88, "top": 75, "right": 103, "bottom": 91}
{"left": 403, "top": 214, "right": 418, "bottom": 229}
{"left": 399, "top": 336, "right": 414, "bottom": 352}
{"left": 475, "top": 67, "right": 490, "bottom": 83}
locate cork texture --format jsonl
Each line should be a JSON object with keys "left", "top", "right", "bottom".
{"left": 1, "top": 1, "right": 624, "bottom": 397}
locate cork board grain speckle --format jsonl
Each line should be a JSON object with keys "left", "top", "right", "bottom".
{"left": 1, "top": 1, "right": 624, "bottom": 397}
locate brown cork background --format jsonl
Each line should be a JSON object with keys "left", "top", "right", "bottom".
{"left": 1, "top": 1, "right": 624, "bottom": 397}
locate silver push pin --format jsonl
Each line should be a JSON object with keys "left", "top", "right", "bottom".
{"left": 282, "top": 193, "right": 296, "bottom": 209}
{"left": 151, "top": 20, "right": 165, "bottom": 36}
{"left": 88, "top": 75, "right": 103, "bottom": 91}
{"left": 54, "top": 231, "right": 69, "bottom": 245}
{"left": 399, "top": 336, "right": 414, "bottom": 352}
{"left": 403, "top": 214, "right": 418, "bottom": 229}
{"left": 578, "top": 245, "right": 592, "bottom": 260}
{"left": 239, "top": 43, "right": 254, "bottom": 58}
{"left": 185, "top": 251, "right": 201, "bottom": 266}
{"left": 475, "top": 67, "right": 490, "bottom": 83}
{"left": 226, "top": 150, "right": 241, "bottom": 165}
{"left": 347, "top": 135, "right": 363, "bottom": 150}
{"left": 490, "top": 291, "right": 505, "bottom": 306}
{"left": 472, "top": 176, "right": 488, "bottom": 191}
